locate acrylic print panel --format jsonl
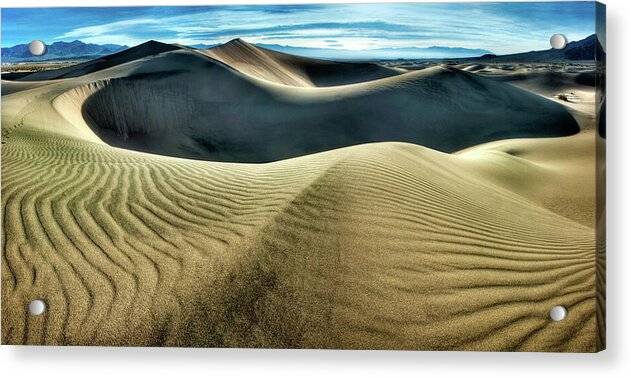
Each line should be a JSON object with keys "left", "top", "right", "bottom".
{"left": 0, "top": 1, "right": 605, "bottom": 351}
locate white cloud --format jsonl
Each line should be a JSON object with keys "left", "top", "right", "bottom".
{"left": 56, "top": 18, "right": 160, "bottom": 40}
{"left": 46, "top": 3, "right": 594, "bottom": 54}
{"left": 75, "top": 34, "right": 146, "bottom": 47}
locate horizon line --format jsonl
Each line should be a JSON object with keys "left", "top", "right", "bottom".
{"left": 1, "top": 32, "right": 597, "bottom": 54}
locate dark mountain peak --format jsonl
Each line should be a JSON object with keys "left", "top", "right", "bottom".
{"left": 562, "top": 33, "right": 604, "bottom": 61}
{"left": 580, "top": 33, "right": 597, "bottom": 42}
{"left": 563, "top": 34, "right": 595, "bottom": 50}
{"left": 49, "top": 40, "right": 84, "bottom": 47}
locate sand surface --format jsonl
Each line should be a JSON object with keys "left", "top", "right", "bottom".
{"left": 1, "top": 41, "right": 604, "bottom": 350}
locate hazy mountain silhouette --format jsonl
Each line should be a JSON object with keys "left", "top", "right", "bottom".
{"left": 475, "top": 34, "right": 604, "bottom": 62}
{"left": 1, "top": 40, "right": 128, "bottom": 62}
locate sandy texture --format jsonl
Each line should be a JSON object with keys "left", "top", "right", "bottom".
{"left": 1, "top": 41, "right": 603, "bottom": 351}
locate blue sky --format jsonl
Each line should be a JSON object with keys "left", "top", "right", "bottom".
{"left": 1, "top": 2, "right": 596, "bottom": 54}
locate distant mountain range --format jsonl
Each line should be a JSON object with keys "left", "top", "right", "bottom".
{"left": 1, "top": 34, "right": 602, "bottom": 63}
{"left": 476, "top": 34, "right": 604, "bottom": 62}
{"left": 1, "top": 40, "right": 128, "bottom": 62}
{"left": 2, "top": 39, "right": 490, "bottom": 62}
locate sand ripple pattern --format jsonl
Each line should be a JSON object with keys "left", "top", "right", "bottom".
{"left": 1, "top": 43, "right": 602, "bottom": 350}
{"left": 1, "top": 127, "right": 600, "bottom": 350}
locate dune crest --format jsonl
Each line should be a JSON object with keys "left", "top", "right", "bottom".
{"left": 203, "top": 38, "right": 403, "bottom": 87}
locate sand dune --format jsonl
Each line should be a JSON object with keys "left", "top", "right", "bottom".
{"left": 499, "top": 71, "right": 595, "bottom": 98}
{"left": 203, "top": 38, "right": 403, "bottom": 87}
{"left": 455, "top": 65, "right": 600, "bottom": 228}
{"left": 42, "top": 48, "right": 580, "bottom": 162}
{"left": 461, "top": 64, "right": 487, "bottom": 72}
{"left": 1, "top": 41, "right": 603, "bottom": 351}
{"left": 15, "top": 40, "right": 182, "bottom": 81}
{"left": 472, "top": 66, "right": 597, "bottom": 97}
{"left": 0, "top": 79, "right": 58, "bottom": 95}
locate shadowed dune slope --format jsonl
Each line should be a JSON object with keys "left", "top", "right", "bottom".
{"left": 202, "top": 38, "right": 402, "bottom": 87}
{"left": 58, "top": 49, "right": 580, "bottom": 162}
{"left": 475, "top": 69, "right": 597, "bottom": 98}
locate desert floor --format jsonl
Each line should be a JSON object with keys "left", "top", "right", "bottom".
{"left": 1, "top": 40, "right": 604, "bottom": 351}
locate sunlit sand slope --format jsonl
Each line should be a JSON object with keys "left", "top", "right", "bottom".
{"left": 2, "top": 107, "right": 599, "bottom": 351}
{"left": 1, "top": 134, "right": 599, "bottom": 350}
